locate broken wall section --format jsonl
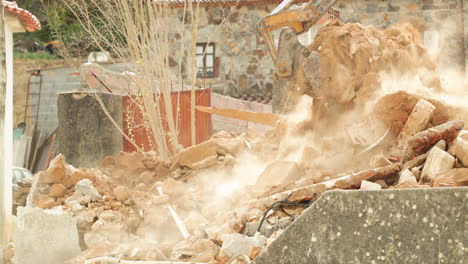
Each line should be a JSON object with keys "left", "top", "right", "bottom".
{"left": 57, "top": 92, "right": 123, "bottom": 168}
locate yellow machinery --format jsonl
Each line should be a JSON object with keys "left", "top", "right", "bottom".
{"left": 258, "top": 0, "right": 336, "bottom": 80}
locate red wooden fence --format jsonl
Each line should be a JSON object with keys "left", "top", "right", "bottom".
{"left": 123, "top": 89, "right": 212, "bottom": 152}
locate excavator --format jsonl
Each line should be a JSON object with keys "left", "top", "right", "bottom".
{"left": 258, "top": 0, "right": 336, "bottom": 80}
{"left": 197, "top": 0, "right": 337, "bottom": 122}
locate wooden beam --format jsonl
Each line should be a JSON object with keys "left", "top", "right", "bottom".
{"left": 196, "top": 106, "right": 281, "bottom": 126}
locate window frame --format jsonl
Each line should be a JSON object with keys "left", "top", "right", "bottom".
{"left": 196, "top": 42, "right": 216, "bottom": 78}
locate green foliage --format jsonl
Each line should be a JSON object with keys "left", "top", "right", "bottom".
{"left": 13, "top": 0, "right": 106, "bottom": 57}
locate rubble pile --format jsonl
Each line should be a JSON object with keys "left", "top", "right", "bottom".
{"left": 307, "top": 20, "right": 440, "bottom": 107}
{"left": 22, "top": 88, "right": 468, "bottom": 264}
{"left": 16, "top": 21, "right": 468, "bottom": 264}
{"left": 12, "top": 178, "right": 32, "bottom": 214}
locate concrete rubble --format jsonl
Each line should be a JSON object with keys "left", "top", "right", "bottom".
{"left": 13, "top": 89, "right": 467, "bottom": 263}
{"left": 9, "top": 21, "right": 468, "bottom": 264}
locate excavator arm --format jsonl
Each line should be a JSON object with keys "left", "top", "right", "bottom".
{"left": 258, "top": 0, "right": 337, "bottom": 78}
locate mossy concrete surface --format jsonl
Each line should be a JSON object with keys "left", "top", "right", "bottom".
{"left": 253, "top": 188, "right": 467, "bottom": 264}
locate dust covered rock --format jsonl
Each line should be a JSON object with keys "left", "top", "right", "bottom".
{"left": 448, "top": 130, "right": 468, "bottom": 166}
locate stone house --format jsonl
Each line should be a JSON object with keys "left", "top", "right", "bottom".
{"left": 168, "top": 0, "right": 311, "bottom": 103}
{"left": 167, "top": 0, "right": 467, "bottom": 105}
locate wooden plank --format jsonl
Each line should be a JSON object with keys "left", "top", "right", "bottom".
{"left": 196, "top": 106, "right": 281, "bottom": 126}
{"left": 43, "top": 133, "right": 57, "bottom": 171}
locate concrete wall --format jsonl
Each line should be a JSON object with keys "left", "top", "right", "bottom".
{"left": 57, "top": 92, "right": 123, "bottom": 168}
{"left": 28, "top": 63, "right": 129, "bottom": 141}
{"left": 254, "top": 187, "right": 468, "bottom": 264}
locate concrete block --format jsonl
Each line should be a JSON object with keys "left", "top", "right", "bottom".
{"left": 398, "top": 169, "right": 418, "bottom": 185}
{"left": 253, "top": 188, "right": 468, "bottom": 264}
{"left": 360, "top": 180, "right": 382, "bottom": 190}
{"left": 221, "top": 233, "right": 266, "bottom": 258}
{"left": 448, "top": 130, "right": 468, "bottom": 166}
{"left": 75, "top": 179, "right": 100, "bottom": 201}
{"left": 15, "top": 207, "right": 81, "bottom": 264}
{"left": 392, "top": 99, "right": 435, "bottom": 157}
{"left": 420, "top": 147, "right": 455, "bottom": 184}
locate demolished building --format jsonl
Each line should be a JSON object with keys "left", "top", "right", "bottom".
{"left": 6, "top": 1, "right": 468, "bottom": 264}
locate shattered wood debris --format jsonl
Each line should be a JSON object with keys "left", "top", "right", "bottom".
{"left": 17, "top": 21, "right": 468, "bottom": 264}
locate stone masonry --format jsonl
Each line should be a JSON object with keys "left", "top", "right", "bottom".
{"left": 169, "top": 3, "right": 282, "bottom": 100}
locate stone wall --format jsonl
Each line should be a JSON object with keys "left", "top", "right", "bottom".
{"left": 169, "top": 4, "right": 279, "bottom": 100}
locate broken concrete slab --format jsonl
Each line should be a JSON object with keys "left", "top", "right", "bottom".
{"left": 398, "top": 169, "right": 418, "bottom": 185}
{"left": 433, "top": 168, "right": 468, "bottom": 187}
{"left": 402, "top": 153, "right": 427, "bottom": 170}
{"left": 178, "top": 140, "right": 218, "bottom": 169}
{"left": 15, "top": 207, "right": 81, "bottom": 264}
{"left": 221, "top": 233, "right": 266, "bottom": 258}
{"left": 391, "top": 99, "right": 435, "bottom": 157}
{"left": 374, "top": 179, "right": 388, "bottom": 189}
{"left": 243, "top": 217, "right": 292, "bottom": 237}
{"left": 75, "top": 179, "right": 100, "bottom": 201}
{"left": 253, "top": 188, "right": 468, "bottom": 264}
{"left": 344, "top": 118, "right": 384, "bottom": 147}
{"left": 420, "top": 147, "right": 455, "bottom": 184}
{"left": 360, "top": 180, "right": 382, "bottom": 190}
{"left": 448, "top": 130, "right": 468, "bottom": 166}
